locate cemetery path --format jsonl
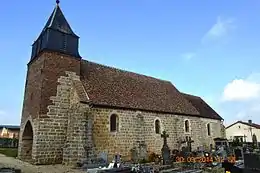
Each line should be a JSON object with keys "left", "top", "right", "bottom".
{"left": 0, "top": 154, "right": 85, "bottom": 173}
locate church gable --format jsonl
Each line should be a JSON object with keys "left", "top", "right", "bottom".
{"left": 79, "top": 60, "right": 200, "bottom": 116}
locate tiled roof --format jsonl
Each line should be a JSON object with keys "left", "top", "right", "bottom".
{"left": 226, "top": 121, "right": 260, "bottom": 129}
{"left": 80, "top": 60, "right": 200, "bottom": 115}
{"left": 182, "top": 93, "right": 223, "bottom": 120}
{"left": 0, "top": 125, "right": 20, "bottom": 130}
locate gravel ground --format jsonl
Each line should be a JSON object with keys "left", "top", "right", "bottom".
{"left": 0, "top": 154, "right": 86, "bottom": 173}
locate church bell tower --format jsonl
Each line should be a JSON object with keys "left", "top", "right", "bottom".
{"left": 18, "top": 1, "right": 82, "bottom": 165}
{"left": 31, "top": 0, "right": 80, "bottom": 60}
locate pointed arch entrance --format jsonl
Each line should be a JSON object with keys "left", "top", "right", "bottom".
{"left": 20, "top": 120, "right": 34, "bottom": 162}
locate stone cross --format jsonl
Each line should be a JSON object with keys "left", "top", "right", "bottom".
{"left": 186, "top": 136, "right": 194, "bottom": 152}
{"left": 161, "top": 130, "right": 169, "bottom": 146}
{"left": 161, "top": 131, "right": 170, "bottom": 165}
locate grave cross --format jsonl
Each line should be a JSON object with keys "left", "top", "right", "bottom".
{"left": 186, "top": 136, "right": 194, "bottom": 152}
{"left": 161, "top": 131, "right": 169, "bottom": 145}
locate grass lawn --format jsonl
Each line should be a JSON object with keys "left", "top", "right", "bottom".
{"left": 0, "top": 147, "right": 18, "bottom": 157}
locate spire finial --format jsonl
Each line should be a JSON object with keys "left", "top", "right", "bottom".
{"left": 56, "top": 0, "right": 60, "bottom": 5}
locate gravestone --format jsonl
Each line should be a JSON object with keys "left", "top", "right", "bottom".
{"left": 81, "top": 151, "right": 108, "bottom": 170}
{"left": 234, "top": 147, "right": 243, "bottom": 161}
{"left": 130, "top": 141, "right": 148, "bottom": 162}
{"left": 107, "top": 154, "right": 122, "bottom": 169}
{"left": 130, "top": 147, "right": 138, "bottom": 163}
{"left": 138, "top": 141, "right": 148, "bottom": 160}
{"left": 185, "top": 136, "right": 194, "bottom": 152}
{"left": 99, "top": 152, "right": 108, "bottom": 164}
{"left": 161, "top": 131, "right": 170, "bottom": 165}
{"left": 115, "top": 153, "right": 121, "bottom": 163}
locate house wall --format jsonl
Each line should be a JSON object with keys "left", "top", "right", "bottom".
{"left": 226, "top": 122, "right": 260, "bottom": 143}
{"left": 0, "top": 128, "right": 20, "bottom": 139}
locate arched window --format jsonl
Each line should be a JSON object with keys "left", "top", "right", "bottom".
{"left": 155, "top": 119, "right": 160, "bottom": 134}
{"left": 184, "top": 120, "right": 190, "bottom": 133}
{"left": 110, "top": 114, "right": 118, "bottom": 132}
{"left": 207, "top": 123, "right": 211, "bottom": 136}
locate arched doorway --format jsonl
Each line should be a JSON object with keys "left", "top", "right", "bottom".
{"left": 20, "top": 121, "right": 33, "bottom": 162}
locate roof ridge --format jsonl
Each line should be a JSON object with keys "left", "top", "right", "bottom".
{"left": 226, "top": 120, "right": 260, "bottom": 129}
{"left": 241, "top": 120, "right": 260, "bottom": 126}
{"left": 82, "top": 59, "right": 171, "bottom": 83}
{"left": 181, "top": 92, "right": 201, "bottom": 98}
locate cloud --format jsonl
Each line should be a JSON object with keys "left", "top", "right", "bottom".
{"left": 222, "top": 74, "right": 260, "bottom": 102}
{"left": 220, "top": 73, "right": 260, "bottom": 124}
{"left": 181, "top": 52, "right": 196, "bottom": 60}
{"left": 202, "top": 16, "right": 235, "bottom": 43}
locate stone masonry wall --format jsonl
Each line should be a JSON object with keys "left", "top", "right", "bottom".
{"left": 18, "top": 51, "right": 81, "bottom": 165}
{"left": 90, "top": 107, "right": 223, "bottom": 162}
{"left": 33, "top": 71, "right": 82, "bottom": 165}
{"left": 18, "top": 54, "right": 46, "bottom": 161}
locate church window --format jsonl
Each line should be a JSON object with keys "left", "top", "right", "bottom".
{"left": 155, "top": 119, "right": 160, "bottom": 134}
{"left": 207, "top": 123, "right": 211, "bottom": 136}
{"left": 110, "top": 114, "right": 118, "bottom": 132}
{"left": 184, "top": 120, "right": 190, "bottom": 133}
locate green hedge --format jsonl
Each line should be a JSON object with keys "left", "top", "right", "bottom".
{"left": 0, "top": 138, "right": 19, "bottom": 148}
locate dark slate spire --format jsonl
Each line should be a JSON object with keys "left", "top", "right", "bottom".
{"left": 31, "top": 1, "right": 80, "bottom": 60}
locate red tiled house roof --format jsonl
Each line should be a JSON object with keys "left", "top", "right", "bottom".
{"left": 78, "top": 60, "right": 222, "bottom": 120}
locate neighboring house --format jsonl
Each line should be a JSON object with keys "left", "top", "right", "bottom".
{"left": 0, "top": 125, "right": 20, "bottom": 139}
{"left": 225, "top": 120, "right": 260, "bottom": 143}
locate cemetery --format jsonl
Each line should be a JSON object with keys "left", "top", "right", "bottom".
{"left": 60, "top": 131, "right": 260, "bottom": 173}
{"left": 65, "top": 130, "right": 260, "bottom": 173}
{"left": 0, "top": 128, "right": 259, "bottom": 173}
{"left": 2, "top": 129, "right": 259, "bottom": 172}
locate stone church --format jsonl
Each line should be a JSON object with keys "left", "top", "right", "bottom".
{"left": 18, "top": 1, "right": 225, "bottom": 165}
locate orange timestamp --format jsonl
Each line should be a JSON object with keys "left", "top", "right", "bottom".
{"left": 175, "top": 156, "right": 236, "bottom": 163}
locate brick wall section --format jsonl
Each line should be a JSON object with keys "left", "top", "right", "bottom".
{"left": 90, "top": 108, "right": 224, "bottom": 162}
{"left": 40, "top": 52, "right": 81, "bottom": 115}
{"left": 21, "top": 56, "right": 45, "bottom": 121}
{"left": 33, "top": 71, "right": 82, "bottom": 165}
